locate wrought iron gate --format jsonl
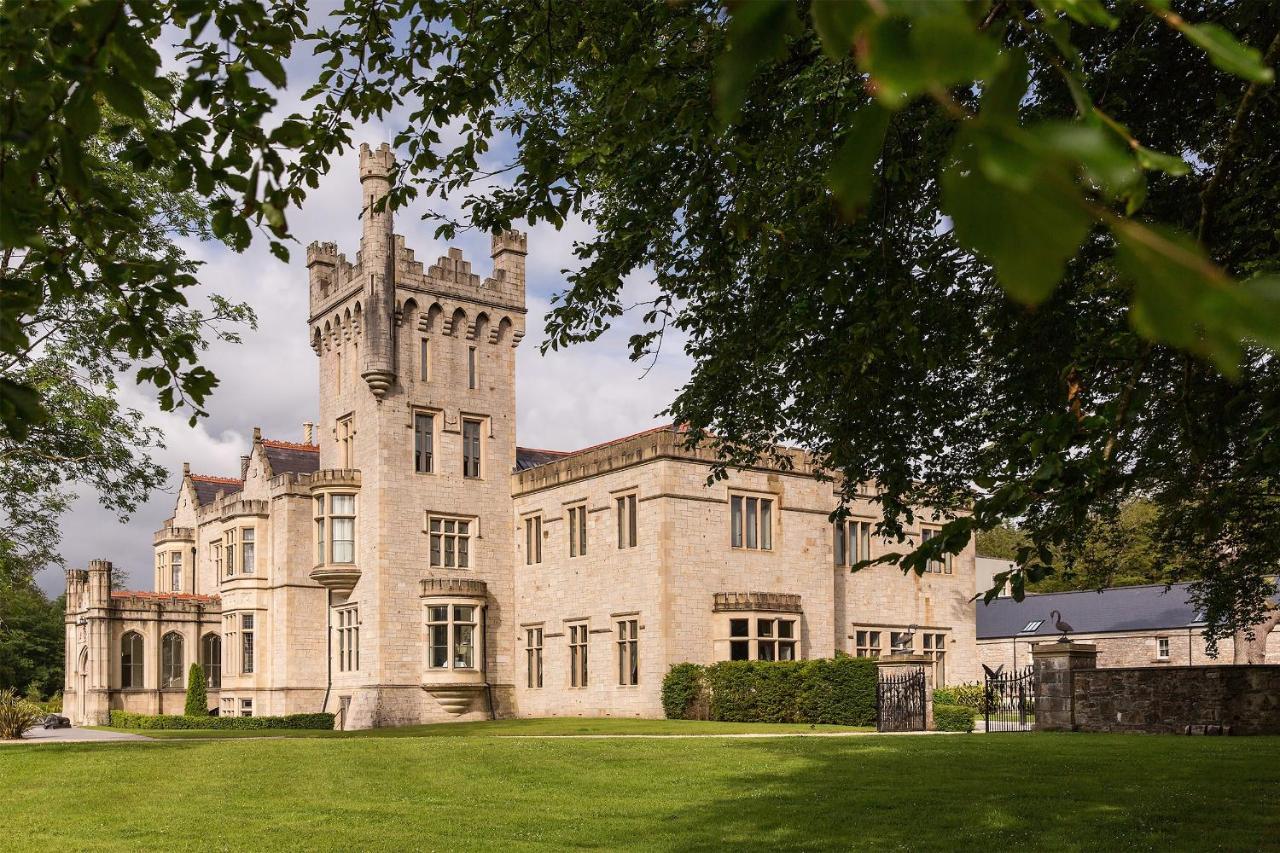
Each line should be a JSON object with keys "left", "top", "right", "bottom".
{"left": 984, "top": 664, "right": 1037, "bottom": 732}
{"left": 876, "top": 667, "right": 926, "bottom": 732}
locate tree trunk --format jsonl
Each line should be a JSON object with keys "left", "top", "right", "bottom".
{"left": 1233, "top": 605, "right": 1280, "bottom": 665}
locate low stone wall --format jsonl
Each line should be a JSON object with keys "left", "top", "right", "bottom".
{"left": 1072, "top": 665, "right": 1280, "bottom": 735}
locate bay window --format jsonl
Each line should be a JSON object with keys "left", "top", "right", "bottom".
{"left": 426, "top": 604, "right": 478, "bottom": 670}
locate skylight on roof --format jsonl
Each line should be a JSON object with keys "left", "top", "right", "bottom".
{"left": 1020, "top": 620, "right": 1043, "bottom": 633}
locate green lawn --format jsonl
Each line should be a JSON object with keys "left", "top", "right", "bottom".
{"left": 5, "top": 730, "right": 1279, "bottom": 850}
{"left": 88, "top": 717, "right": 873, "bottom": 739}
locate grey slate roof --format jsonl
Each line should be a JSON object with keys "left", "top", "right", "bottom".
{"left": 976, "top": 583, "right": 1204, "bottom": 639}
{"left": 190, "top": 477, "right": 242, "bottom": 506}
{"left": 515, "top": 447, "right": 569, "bottom": 471}
{"left": 262, "top": 441, "right": 320, "bottom": 476}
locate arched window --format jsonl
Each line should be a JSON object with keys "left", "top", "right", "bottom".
{"left": 162, "top": 632, "right": 184, "bottom": 688}
{"left": 201, "top": 633, "right": 222, "bottom": 689}
{"left": 121, "top": 631, "right": 144, "bottom": 688}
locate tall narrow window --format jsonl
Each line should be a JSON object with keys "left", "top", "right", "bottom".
{"left": 240, "top": 698, "right": 253, "bottom": 718}
{"left": 170, "top": 551, "right": 182, "bottom": 592}
{"left": 314, "top": 496, "right": 325, "bottom": 564}
{"left": 526, "top": 627, "right": 544, "bottom": 688}
{"left": 201, "top": 633, "right": 222, "bottom": 689}
{"left": 569, "top": 623, "right": 588, "bottom": 687}
{"left": 617, "top": 619, "right": 639, "bottom": 686}
{"left": 241, "top": 614, "right": 255, "bottom": 674}
{"left": 923, "top": 633, "right": 946, "bottom": 685}
{"left": 336, "top": 350, "right": 342, "bottom": 393}
{"left": 616, "top": 494, "right": 637, "bottom": 549}
{"left": 338, "top": 416, "right": 355, "bottom": 468}
{"left": 419, "top": 338, "right": 430, "bottom": 381}
{"left": 121, "top": 631, "right": 143, "bottom": 688}
{"left": 524, "top": 515, "right": 542, "bottom": 565}
{"left": 427, "top": 605, "right": 449, "bottom": 668}
{"left": 1157, "top": 636, "right": 1170, "bottom": 660}
{"left": 224, "top": 529, "right": 236, "bottom": 578}
{"left": 241, "top": 527, "right": 255, "bottom": 574}
{"left": 213, "top": 543, "right": 223, "bottom": 578}
{"left": 414, "top": 413, "right": 434, "bottom": 473}
{"left": 568, "top": 505, "right": 587, "bottom": 557}
{"left": 921, "top": 526, "right": 952, "bottom": 574}
{"left": 462, "top": 418, "right": 482, "bottom": 478}
{"left": 453, "top": 605, "right": 476, "bottom": 668}
{"left": 161, "top": 632, "right": 184, "bottom": 688}
{"left": 730, "top": 495, "right": 773, "bottom": 551}
{"left": 331, "top": 494, "right": 355, "bottom": 563}
{"left": 337, "top": 606, "right": 359, "bottom": 672}
{"left": 467, "top": 346, "right": 477, "bottom": 390}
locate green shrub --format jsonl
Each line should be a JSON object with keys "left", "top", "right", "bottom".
{"left": 109, "top": 711, "right": 335, "bottom": 730}
{"left": 933, "top": 682, "right": 987, "bottom": 713}
{"left": 661, "top": 663, "right": 707, "bottom": 719}
{"left": 0, "top": 687, "right": 44, "bottom": 739}
{"left": 934, "top": 703, "right": 975, "bottom": 732}
{"left": 661, "top": 657, "right": 877, "bottom": 725}
{"left": 184, "top": 663, "right": 208, "bottom": 716}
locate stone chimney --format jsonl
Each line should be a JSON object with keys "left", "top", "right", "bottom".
{"left": 303, "top": 421, "right": 315, "bottom": 444}
{"left": 358, "top": 142, "right": 397, "bottom": 400}
{"left": 240, "top": 455, "right": 251, "bottom": 479}
{"left": 86, "top": 559, "right": 113, "bottom": 607}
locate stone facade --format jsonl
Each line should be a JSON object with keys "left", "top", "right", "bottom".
{"left": 63, "top": 143, "right": 978, "bottom": 728}
{"left": 1071, "top": 664, "right": 1280, "bottom": 735}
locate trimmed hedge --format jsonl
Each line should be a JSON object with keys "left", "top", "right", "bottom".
{"left": 934, "top": 703, "right": 975, "bottom": 732}
{"left": 110, "top": 710, "right": 335, "bottom": 730}
{"left": 662, "top": 657, "right": 876, "bottom": 726}
{"left": 932, "top": 682, "right": 988, "bottom": 713}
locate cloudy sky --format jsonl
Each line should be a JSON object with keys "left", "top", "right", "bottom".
{"left": 36, "top": 19, "right": 691, "bottom": 595}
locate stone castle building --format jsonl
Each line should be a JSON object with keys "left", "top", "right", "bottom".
{"left": 63, "top": 144, "right": 978, "bottom": 729}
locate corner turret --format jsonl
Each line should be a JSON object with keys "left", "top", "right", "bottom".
{"left": 358, "top": 142, "right": 397, "bottom": 399}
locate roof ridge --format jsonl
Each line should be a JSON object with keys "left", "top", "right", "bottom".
{"left": 189, "top": 474, "right": 243, "bottom": 485}
{"left": 261, "top": 439, "right": 320, "bottom": 451}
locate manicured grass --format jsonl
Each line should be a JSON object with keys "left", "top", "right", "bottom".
{"left": 90, "top": 716, "right": 873, "bottom": 739}
{"left": 4, "top": 732, "right": 1280, "bottom": 850}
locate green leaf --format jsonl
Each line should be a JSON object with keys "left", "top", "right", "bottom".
{"left": 943, "top": 133, "right": 1093, "bottom": 305}
{"left": 714, "top": 0, "right": 800, "bottom": 123}
{"left": 861, "top": 13, "right": 1001, "bottom": 109}
{"left": 245, "top": 46, "right": 288, "bottom": 88}
{"left": 1179, "top": 22, "right": 1274, "bottom": 84}
{"left": 1135, "top": 145, "right": 1191, "bottom": 176}
{"left": 1034, "top": 122, "right": 1140, "bottom": 198}
{"left": 1038, "top": 0, "right": 1119, "bottom": 28}
{"left": 980, "top": 50, "right": 1029, "bottom": 122}
{"left": 828, "top": 103, "right": 892, "bottom": 217}
{"left": 99, "top": 75, "right": 147, "bottom": 120}
{"left": 811, "top": 0, "right": 871, "bottom": 60}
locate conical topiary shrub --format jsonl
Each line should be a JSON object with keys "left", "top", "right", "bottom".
{"left": 185, "top": 662, "right": 208, "bottom": 716}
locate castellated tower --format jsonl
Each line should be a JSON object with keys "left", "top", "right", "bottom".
{"left": 306, "top": 143, "right": 527, "bottom": 727}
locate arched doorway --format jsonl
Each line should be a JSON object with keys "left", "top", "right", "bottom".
{"left": 76, "top": 647, "right": 88, "bottom": 723}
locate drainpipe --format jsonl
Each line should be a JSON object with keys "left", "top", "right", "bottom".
{"left": 321, "top": 589, "right": 333, "bottom": 714}
{"left": 482, "top": 605, "right": 496, "bottom": 720}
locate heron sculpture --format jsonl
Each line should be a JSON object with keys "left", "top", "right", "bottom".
{"left": 1050, "top": 609, "right": 1074, "bottom": 643}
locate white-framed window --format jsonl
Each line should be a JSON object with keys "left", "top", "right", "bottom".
{"left": 419, "top": 337, "right": 430, "bottom": 381}
{"left": 240, "top": 698, "right": 253, "bottom": 718}
{"left": 337, "top": 606, "right": 359, "bottom": 672}
{"left": 224, "top": 529, "right": 236, "bottom": 578}
{"left": 834, "top": 518, "right": 873, "bottom": 567}
{"left": 241, "top": 527, "right": 255, "bottom": 574}
{"left": 568, "top": 623, "right": 588, "bottom": 687}
{"left": 213, "top": 542, "right": 223, "bottom": 578}
{"left": 338, "top": 415, "right": 355, "bottom": 468}
{"left": 855, "top": 629, "right": 881, "bottom": 658}
{"left": 617, "top": 619, "right": 638, "bottom": 686}
{"left": 524, "top": 514, "right": 542, "bottom": 565}
{"left": 156, "top": 552, "right": 164, "bottom": 586}
{"left": 330, "top": 494, "right": 356, "bottom": 563}
{"left": 314, "top": 496, "right": 325, "bottom": 564}
{"left": 170, "top": 551, "right": 182, "bottom": 592}
{"left": 923, "top": 632, "right": 947, "bottom": 685}
{"left": 467, "top": 345, "right": 477, "bottom": 390}
{"left": 426, "top": 604, "right": 478, "bottom": 669}
{"left": 1157, "top": 636, "right": 1170, "bottom": 660}
{"left": 462, "top": 418, "right": 482, "bottom": 478}
{"left": 616, "top": 494, "right": 637, "bottom": 549}
{"left": 161, "top": 631, "right": 184, "bottom": 688}
{"left": 526, "top": 627, "right": 543, "bottom": 688}
{"left": 201, "top": 633, "right": 221, "bottom": 689}
{"left": 730, "top": 494, "right": 773, "bottom": 550}
{"left": 727, "top": 617, "right": 796, "bottom": 661}
{"left": 920, "top": 526, "right": 953, "bottom": 574}
{"left": 241, "top": 613, "right": 255, "bottom": 674}
{"left": 567, "top": 505, "right": 587, "bottom": 557}
{"left": 414, "top": 412, "right": 434, "bottom": 473}
{"left": 223, "top": 614, "right": 237, "bottom": 676}
{"left": 429, "top": 515, "right": 471, "bottom": 568}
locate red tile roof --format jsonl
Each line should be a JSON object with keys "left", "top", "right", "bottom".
{"left": 261, "top": 439, "right": 320, "bottom": 452}
{"left": 111, "top": 591, "right": 220, "bottom": 604}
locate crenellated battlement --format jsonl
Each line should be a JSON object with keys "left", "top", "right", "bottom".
{"left": 358, "top": 141, "right": 395, "bottom": 181}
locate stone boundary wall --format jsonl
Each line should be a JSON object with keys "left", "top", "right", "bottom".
{"left": 1071, "top": 664, "right": 1280, "bottom": 735}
